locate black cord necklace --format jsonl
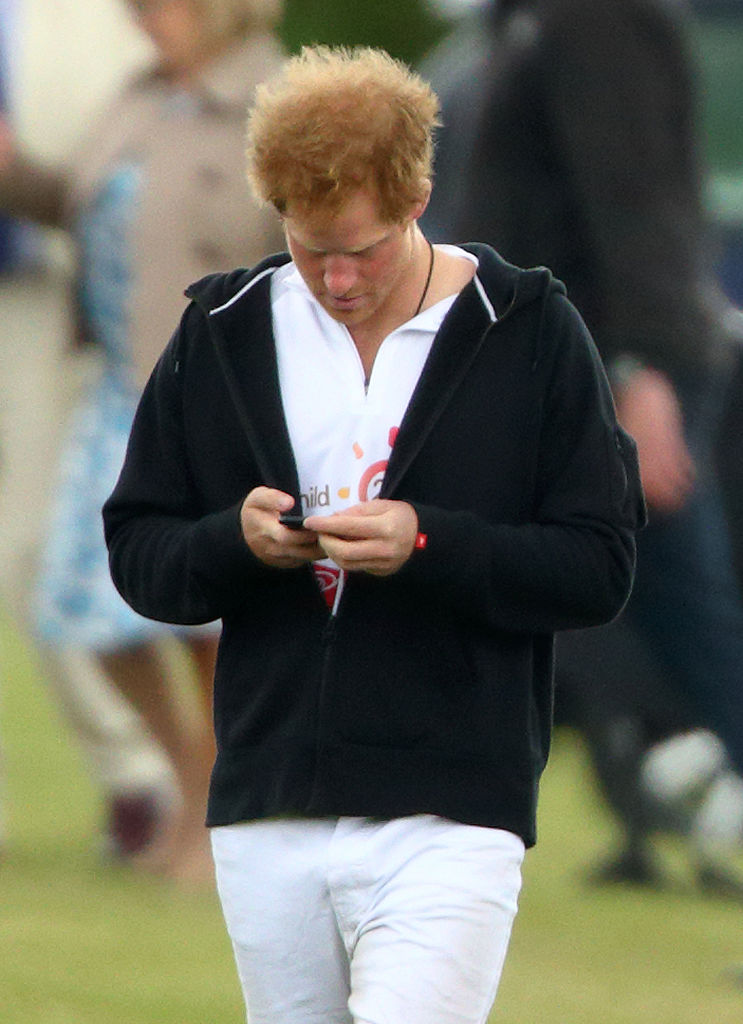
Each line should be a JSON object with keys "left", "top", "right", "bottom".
{"left": 413, "top": 238, "right": 435, "bottom": 318}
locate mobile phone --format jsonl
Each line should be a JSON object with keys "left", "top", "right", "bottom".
{"left": 279, "top": 513, "right": 306, "bottom": 530}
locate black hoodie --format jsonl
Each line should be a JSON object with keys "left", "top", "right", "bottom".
{"left": 103, "top": 243, "right": 644, "bottom": 846}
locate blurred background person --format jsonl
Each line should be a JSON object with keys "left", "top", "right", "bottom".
{"left": 0, "top": 0, "right": 163, "bottom": 871}
{"left": 0, "top": 0, "right": 285, "bottom": 886}
{"left": 421, "top": 0, "right": 743, "bottom": 892}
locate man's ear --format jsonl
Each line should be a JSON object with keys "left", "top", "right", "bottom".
{"left": 411, "top": 181, "right": 432, "bottom": 222}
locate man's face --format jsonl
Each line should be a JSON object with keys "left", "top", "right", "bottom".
{"left": 282, "top": 189, "right": 420, "bottom": 331}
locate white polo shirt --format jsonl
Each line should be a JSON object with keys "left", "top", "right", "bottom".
{"left": 271, "top": 248, "right": 478, "bottom": 608}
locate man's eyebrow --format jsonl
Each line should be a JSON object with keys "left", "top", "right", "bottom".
{"left": 299, "top": 234, "right": 392, "bottom": 256}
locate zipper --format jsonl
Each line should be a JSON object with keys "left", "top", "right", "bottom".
{"left": 305, "top": 595, "right": 340, "bottom": 811}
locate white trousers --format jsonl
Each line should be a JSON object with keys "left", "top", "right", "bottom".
{"left": 211, "top": 814, "right": 525, "bottom": 1024}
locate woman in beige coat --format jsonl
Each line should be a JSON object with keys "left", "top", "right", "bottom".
{"left": 0, "top": 0, "right": 285, "bottom": 885}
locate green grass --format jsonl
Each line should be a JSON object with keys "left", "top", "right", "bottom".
{"left": 2, "top": 609, "right": 742, "bottom": 1023}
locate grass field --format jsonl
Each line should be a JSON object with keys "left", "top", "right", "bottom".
{"left": 2, "top": 608, "right": 742, "bottom": 1024}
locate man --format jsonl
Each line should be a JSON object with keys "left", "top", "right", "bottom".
{"left": 104, "top": 45, "right": 643, "bottom": 1024}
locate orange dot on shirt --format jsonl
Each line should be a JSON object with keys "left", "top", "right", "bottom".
{"left": 352, "top": 442, "right": 364, "bottom": 459}
{"left": 338, "top": 487, "right": 350, "bottom": 499}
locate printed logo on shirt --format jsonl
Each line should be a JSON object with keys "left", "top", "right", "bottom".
{"left": 301, "top": 484, "right": 331, "bottom": 510}
{"left": 302, "top": 426, "right": 400, "bottom": 513}
{"left": 314, "top": 564, "right": 341, "bottom": 609}
{"left": 308, "top": 426, "right": 399, "bottom": 610}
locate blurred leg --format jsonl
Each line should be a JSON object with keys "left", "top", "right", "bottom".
{"left": 43, "top": 645, "right": 176, "bottom": 857}
{"left": 99, "top": 639, "right": 215, "bottom": 887}
{"left": 627, "top": 368, "right": 743, "bottom": 777}
{"left": 43, "top": 646, "right": 174, "bottom": 798}
{"left": 628, "top": 483, "right": 743, "bottom": 777}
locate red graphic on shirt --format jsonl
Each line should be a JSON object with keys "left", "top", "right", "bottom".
{"left": 355, "top": 425, "right": 400, "bottom": 502}
{"left": 358, "top": 460, "right": 388, "bottom": 502}
{"left": 313, "top": 564, "right": 340, "bottom": 609}
{"left": 312, "top": 426, "right": 401, "bottom": 607}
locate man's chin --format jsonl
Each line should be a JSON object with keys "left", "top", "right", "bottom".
{"left": 321, "top": 309, "right": 368, "bottom": 332}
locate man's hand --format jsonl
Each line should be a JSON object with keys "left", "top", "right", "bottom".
{"left": 240, "top": 487, "right": 323, "bottom": 567}
{"left": 615, "top": 368, "right": 695, "bottom": 515}
{"left": 304, "top": 500, "right": 419, "bottom": 576}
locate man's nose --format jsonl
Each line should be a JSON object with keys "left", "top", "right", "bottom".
{"left": 323, "top": 255, "right": 357, "bottom": 296}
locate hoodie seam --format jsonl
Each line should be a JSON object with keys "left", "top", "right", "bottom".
{"left": 208, "top": 266, "right": 278, "bottom": 316}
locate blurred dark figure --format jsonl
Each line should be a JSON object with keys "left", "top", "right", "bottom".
{"left": 422, "top": 0, "right": 743, "bottom": 891}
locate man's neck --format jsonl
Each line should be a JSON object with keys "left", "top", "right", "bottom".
{"left": 347, "top": 229, "right": 433, "bottom": 375}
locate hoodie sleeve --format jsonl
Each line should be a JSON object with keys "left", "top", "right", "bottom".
{"left": 102, "top": 304, "right": 274, "bottom": 625}
{"left": 401, "top": 290, "right": 646, "bottom": 634}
